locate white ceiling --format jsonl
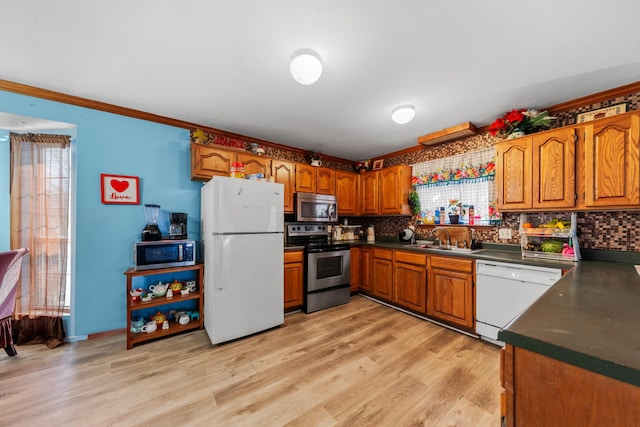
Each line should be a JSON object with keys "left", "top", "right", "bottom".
{"left": 1, "top": 1, "right": 640, "bottom": 161}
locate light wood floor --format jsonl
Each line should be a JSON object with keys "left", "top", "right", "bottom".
{"left": 0, "top": 296, "right": 501, "bottom": 426}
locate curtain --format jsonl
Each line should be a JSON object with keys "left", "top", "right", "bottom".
{"left": 9, "top": 133, "right": 70, "bottom": 348}
{"left": 411, "top": 148, "right": 499, "bottom": 222}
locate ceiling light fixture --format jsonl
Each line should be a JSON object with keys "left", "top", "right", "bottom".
{"left": 391, "top": 105, "right": 416, "bottom": 124}
{"left": 290, "top": 49, "right": 323, "bottom": 85}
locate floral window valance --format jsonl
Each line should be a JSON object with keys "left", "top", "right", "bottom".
{"left": 411, "top": 148, "right": 496, "bottom": 188}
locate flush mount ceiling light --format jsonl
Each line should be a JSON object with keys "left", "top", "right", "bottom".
{"left": 289, "top": 49, "right": 323, "bottom": 85}
{"left": 391, "top": 105, "right": 416, "bottom": 124}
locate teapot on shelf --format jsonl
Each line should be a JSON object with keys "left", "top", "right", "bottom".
{"left": 169, "top": 279, "right": 183, "bottom": 293}
{"left": 149, "top": 282, "right": 169, "bottom": 297}
{"left": 152, "top": 311, "right": 166, "bottom": 324}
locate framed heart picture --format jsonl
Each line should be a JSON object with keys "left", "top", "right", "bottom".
{"left": 100, "top": 174, "right": 140, "bottom": 204}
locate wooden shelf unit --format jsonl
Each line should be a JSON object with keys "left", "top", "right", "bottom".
{"left": 124, "top": 264, "right": 204, "bottom": 350}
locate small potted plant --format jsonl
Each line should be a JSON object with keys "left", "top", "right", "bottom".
{"left": 409, "top": 190, "right": 421, "bottom": 217}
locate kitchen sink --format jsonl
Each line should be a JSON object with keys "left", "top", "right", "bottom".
{"left": 418, "top": 245, "right": 484, "bottom": 254}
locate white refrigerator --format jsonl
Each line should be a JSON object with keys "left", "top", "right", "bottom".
{"left": 201, "top": 176, "right": 284, "bottom": 344}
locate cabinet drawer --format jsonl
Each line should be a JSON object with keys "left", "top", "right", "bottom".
{"left": 284, "top": 251, "right": 304, "bottom": 264}
{"left": 395, "top": 251, "right": 427, "bottom": 266}
{"left": 429, "top": 255, "right": 473, "bottom": 273}
{"left": 373, "top": 248, "right": 393, "bottom": 260}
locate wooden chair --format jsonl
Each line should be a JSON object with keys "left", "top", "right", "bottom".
{"left": 0, "top": 248, "right": 29, "bottom": 357}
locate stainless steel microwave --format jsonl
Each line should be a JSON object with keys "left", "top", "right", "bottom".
{"left": 133, "top": 239, "right": 196, "bottom": 271}
{"left": 295, "top": 193, "right": 338, "bottom": 223}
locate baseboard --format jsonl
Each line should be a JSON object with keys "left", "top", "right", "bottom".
{"left": 87, "top": 328, "right": 126, "bottom": 340}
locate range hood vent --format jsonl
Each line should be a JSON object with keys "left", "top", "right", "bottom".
{"left": 417, "top": 122, "right": 477, "bottom": 146}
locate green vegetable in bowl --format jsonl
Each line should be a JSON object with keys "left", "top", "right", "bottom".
{"left": 541, "top": 240, "right": 564, "bottom": 253}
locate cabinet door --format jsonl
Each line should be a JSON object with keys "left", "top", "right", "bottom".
{"left": 336, "top": 170, "right": 359, "bottom": 215}
{"left": 295, "top": 164, "right": 316, "bottom": 193}
{"left": 316, "top": 167, "right": 335, "bottom": 195}
{"left": 379, "top": 165, "right": 412, "bottom": 215}
{"left": 191, "top": 143, "right": 233, "bottom": 180}
{"left": 238, "top": 152, "right": 271, "bottom": 178}
{"left": 350, "top": 247, "right": 360, "bottom": 292}
{"left": 284, "top": 251, "right": 304, "bottom": 310}
{"left": 360, "top": 171, "right": 379, "bottom": 215}
{"left": 584, "top": 112, "right": 640, "bottom": 207}
{"left": 532, "top": 128, "right": 577, "bottom": 209}
{"left": 372, "top": 249, "right": 393, "bottom": 301}
{"left": 496, "top": 138, "right": 533, "bottom": 209}
{"left": 394, "top": 252, "right": 427, "bottom": 314}
{"left": 359, "top": 247, "right": 373, "bottom": 292}
{"left": 427, "top": 268, "right": 474, "bottom": 329}
{"left": 272, "top": 160, "right": 295, "bottom": 213}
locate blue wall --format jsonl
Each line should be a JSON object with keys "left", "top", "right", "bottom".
{"left": 0, "top": 91, "right": 202, "bottom": 336}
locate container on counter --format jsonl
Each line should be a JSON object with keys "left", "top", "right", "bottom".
{"left": 439, "top": 207, "right": 445, "bottom": 225}
{"left": 468, "top": 205, "right": 475, "bottom": 225}
{"left": 230, "top": 162, "right": 245, "bottom": 179}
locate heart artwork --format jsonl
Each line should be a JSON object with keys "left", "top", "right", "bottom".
{"left": 110, "top": 179, "right": 130, "bottom": 193}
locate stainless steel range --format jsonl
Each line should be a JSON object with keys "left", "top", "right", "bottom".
{"left": 286, "top": 223, "right": 351, "bottom": 313}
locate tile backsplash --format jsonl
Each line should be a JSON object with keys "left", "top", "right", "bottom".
{"left": 343, "top": 211, "right": 640, "bottom": 253}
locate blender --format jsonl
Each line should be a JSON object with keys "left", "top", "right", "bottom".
{"left": 141, "top": 204, "right": 162, "bottom": 241}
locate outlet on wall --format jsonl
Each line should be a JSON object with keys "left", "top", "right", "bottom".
{"left": 498, "top": 228, "right": 512, "bottom": 239}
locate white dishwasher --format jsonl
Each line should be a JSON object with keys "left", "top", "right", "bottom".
{"left": 476, "top": 260, "right": 561, "bottom": 345}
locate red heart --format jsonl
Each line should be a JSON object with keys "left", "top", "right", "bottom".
{"left": 111, "top": 179, "right": 129, "bottom": 193}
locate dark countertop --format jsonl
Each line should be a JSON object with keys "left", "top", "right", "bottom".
{"left": 499, "top": 260, "right": 640, "bottom": 386}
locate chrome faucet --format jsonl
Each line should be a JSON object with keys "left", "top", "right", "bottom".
{"left": 430, "top": 227, "right": 450, "bottom": 247}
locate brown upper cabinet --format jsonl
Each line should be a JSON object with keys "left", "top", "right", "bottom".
{"left": 271, "top": 159, "right": 295, "bottom": 213}
{"left": 360, "top": 165, "right": 412, "bottom": 215}
{"left": 238, "top": 152, "right": 271, "bottom": 178}
{"left": 496, "top": 128, "right": 577, "bottom": 210}
{"left": 191, "top": 143, "right": 271, "bottom": 181}
{"left": 496, "top": 138, "right": 532, "bottom": 209}
{"left": 379, "top": 165, "right": 412, "bottom": 215}
{"left": 335, "top": 170, "right": 359, "bottom": 215}
{"left": 497, "top": 111, "right": 640, "bottom": 211}
{"left": 316, "top": 167, "right": 336, "bottom": 195}
{"left": 360, "top": 170, "right": 380, "bottom": 215}
{"left": 191, "top": 143, "right": 234, "bottom": 180}
{"left": 295, "top": 163, "right": 316, "bottom": 193}
{"left": 295, "top": 165, "right": 336, "bottom": 195}
{"left": 584, "top": 112, "right": 640, "bottom": 208}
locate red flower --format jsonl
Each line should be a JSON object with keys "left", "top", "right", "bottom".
{"left": 489, "top": 118, "right": 506, "bottom": 136}
{"left": 505, "top": 109, "right": 526, "bottom": 124}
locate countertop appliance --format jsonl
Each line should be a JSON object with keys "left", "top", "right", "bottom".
{"left": 475, "top": 259, "right": 561, "bottom": 345}
{"left": 133, "top": 239, "right": 195, "bottom": 271}
{"left": 168, "top": 212, "right": 188, "bottom": 239}
{"left": 398, "top": 227, "right": 415, "bottom": 244}
{"left": 141, "top": 204, "right": 162, "bottom": 241}
{"left": 286, "top": 223, "right": 350, "bottom": 313}
{"left": 201, "top": 176, "right": 284, "bottom": 345}
{"left": 295, "top": 192, "right": 337, "bottom": 223}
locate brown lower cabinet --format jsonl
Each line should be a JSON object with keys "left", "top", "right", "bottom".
{"left": 350, "top": 247, "right": 360, "bottom": 292}
{"left": 393, "top": 250, "right": 427, "bottom": 314}
{"left": 284, "top": 250, "right": 304, "bottom": 311}
{"left": 501, "top": 344, "right": 640, "bottom": 426}
{"left": 427, "top": 255, "right": 474, "bottom": 330}
{"left": 359, "top": 246, "right": 373, "bottom": 293}
{"left": 372, "top": 248, "right": 394, "bottom": 301}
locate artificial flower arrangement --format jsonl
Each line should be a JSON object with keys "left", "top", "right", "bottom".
{"left": 489, "top": 109, "right": 556, "bottom": 138}
{"left": 355, "top": 159, "right": 371, "bottom": 173}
